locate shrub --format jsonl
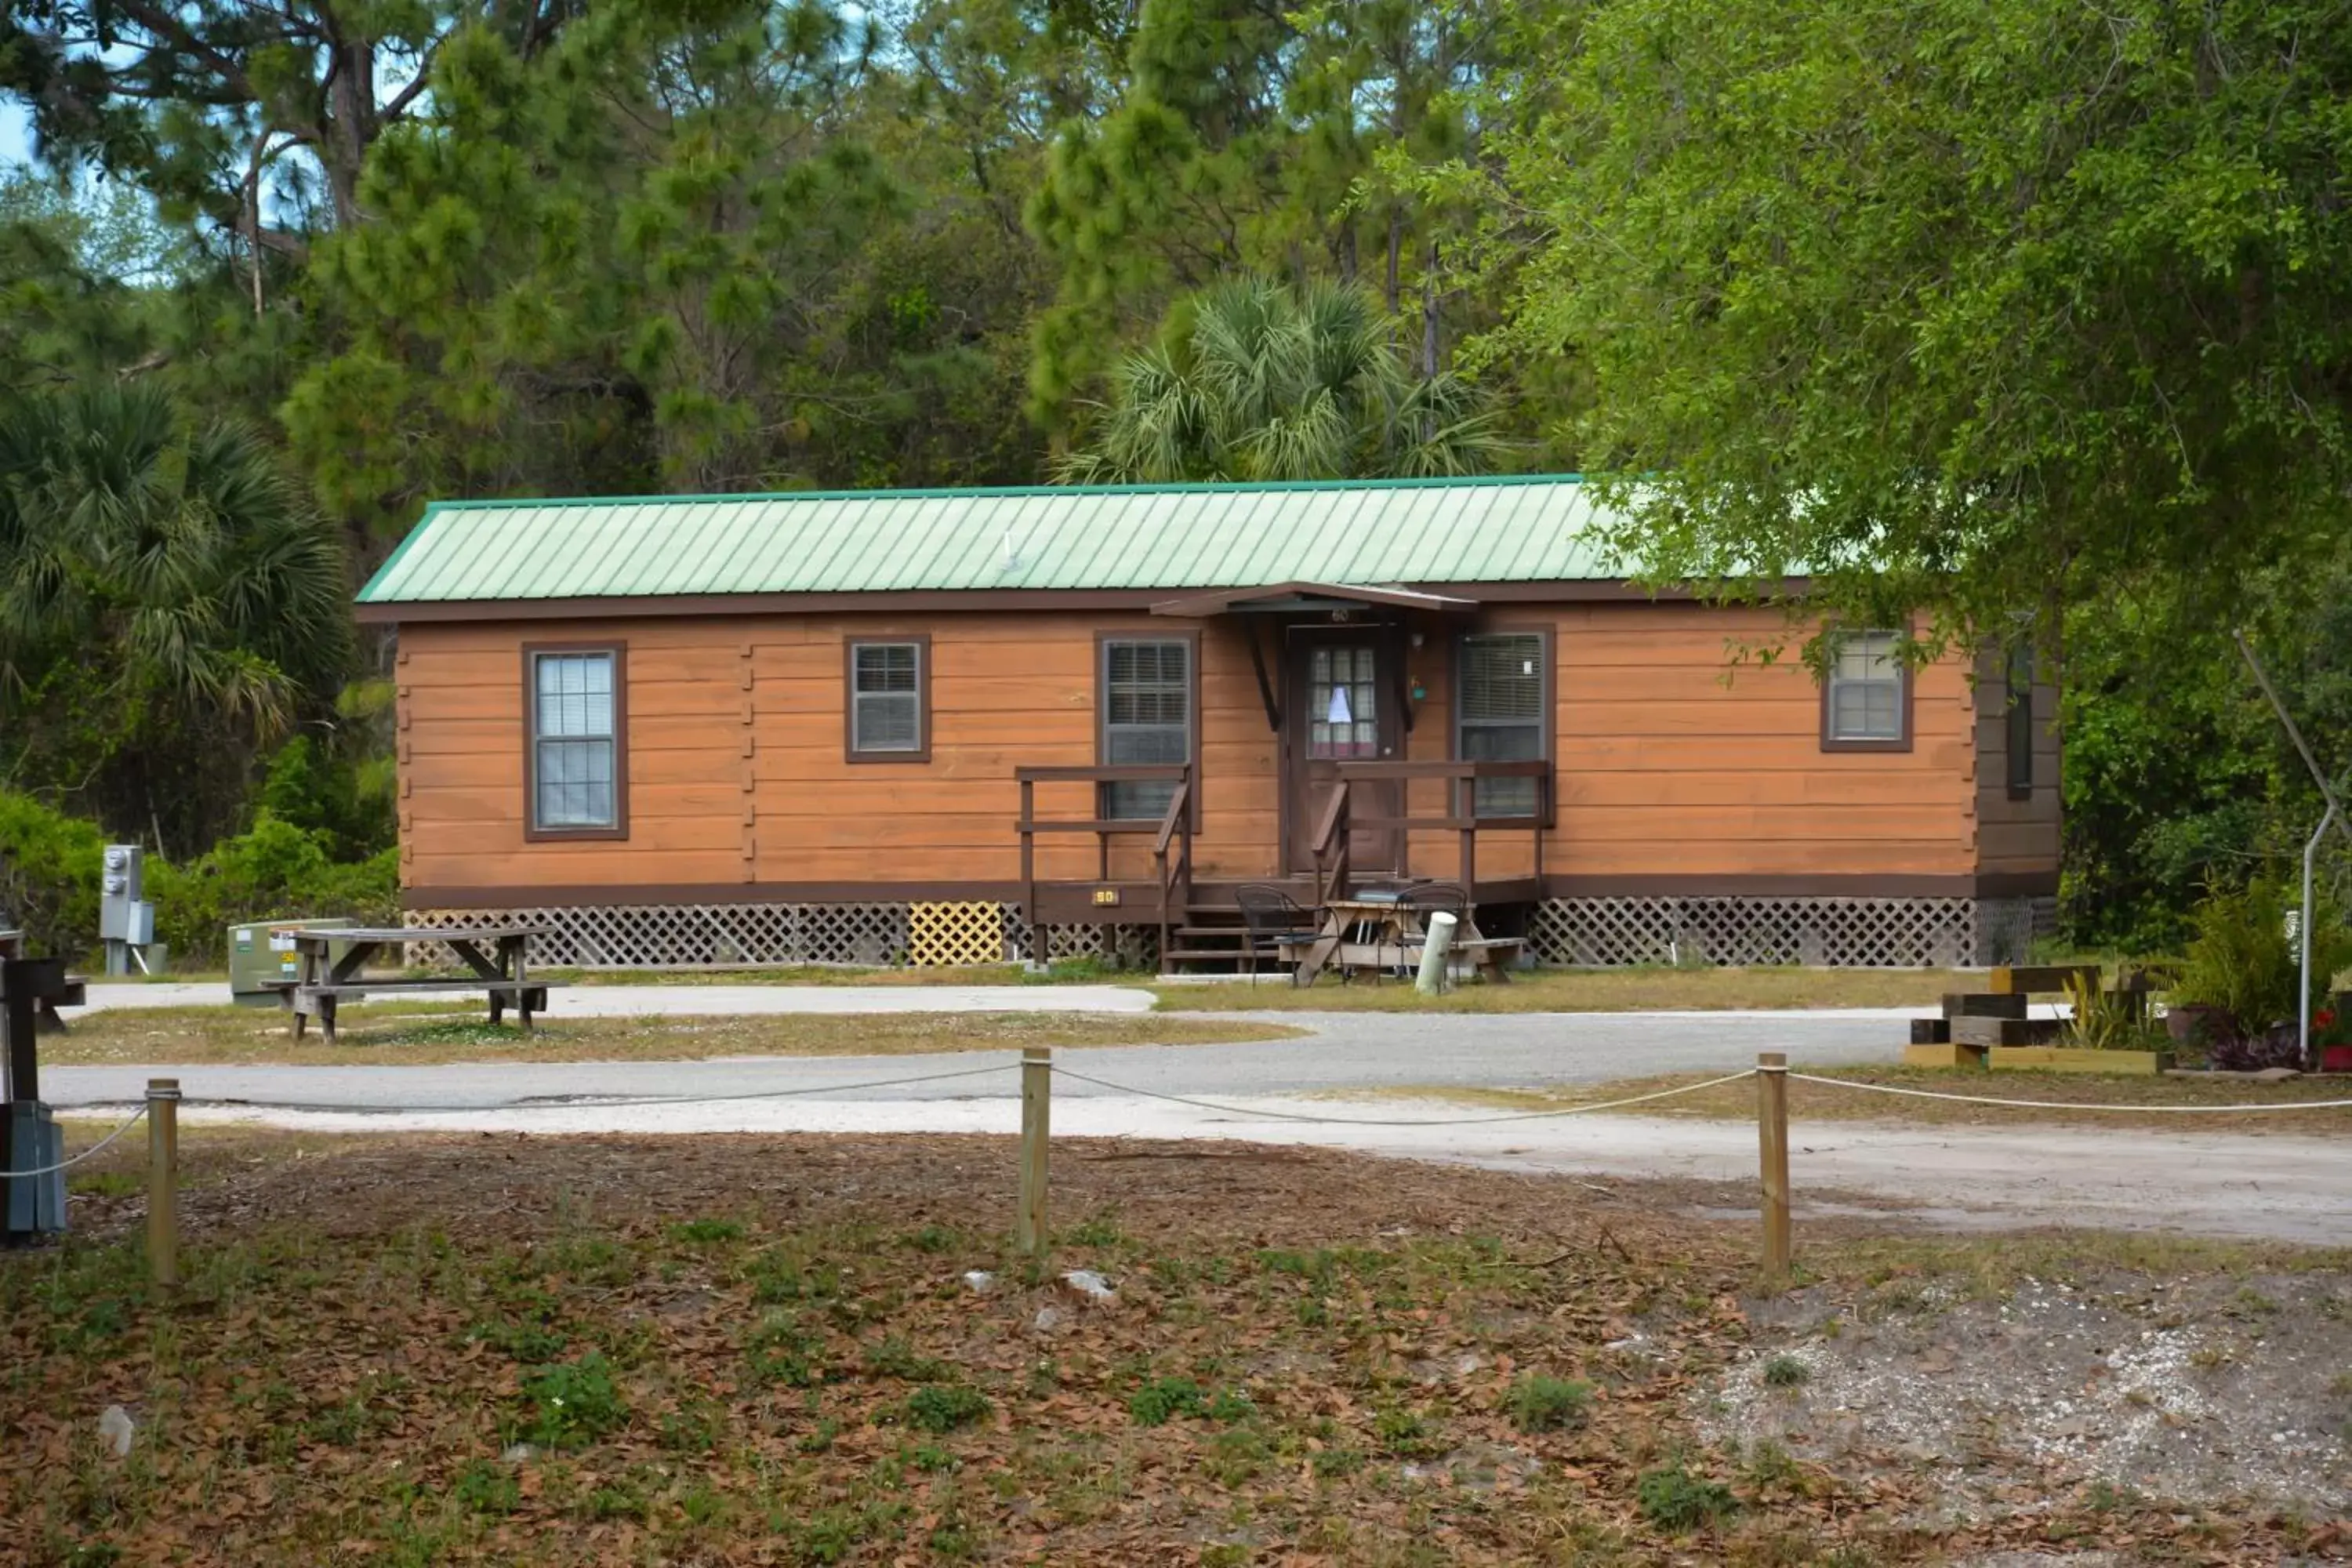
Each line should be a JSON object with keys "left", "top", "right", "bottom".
{"left": 1637, "top": 1460, "right": 1738, "bottom": 1531}
{"left": 2060, "top": 972, "right": 2167, "bottom": 1053}
{"left": 1508, "top": 1374, "right": 1595, "bottom": 1432}
{"left": 1760, "top": 1355, "right": 1810, "bottom": 1388}
{"left": 0, "top": 791, "right": 105, "bottom": 953}
{"left": 0, "top": 789, "right": 398, "bottom": 964}
{"left": 905, "top": 1384, "right": 990, "bottom": 1433}
{"left": 2174, "top": 880, "right": 2352, "bottom": 1043}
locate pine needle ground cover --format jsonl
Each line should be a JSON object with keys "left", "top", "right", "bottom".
{"left": 4, "top": 1133, "right": 2338, "bottom": 1566}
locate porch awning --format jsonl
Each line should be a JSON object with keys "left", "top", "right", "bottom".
{"left": 1149, "top": 580, "right": 1479, "bottom": 618}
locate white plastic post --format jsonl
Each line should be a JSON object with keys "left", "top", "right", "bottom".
{"left": 1414, "top": 911, "right": 1458, "bottom": 996}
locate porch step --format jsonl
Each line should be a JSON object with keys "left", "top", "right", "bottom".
{"left": 1162, "top": 946, "right": 1263, "bottom": 964}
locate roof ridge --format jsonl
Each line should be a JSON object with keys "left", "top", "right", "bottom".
{"left": 359, "top": 476, "right": 1627, "bottom": 605}
{"left": 418, "top": 472, "right": 1587, "bottom": 513}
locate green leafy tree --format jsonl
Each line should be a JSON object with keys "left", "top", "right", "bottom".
{"left": 0, "top": 0, "right": 586, "bottom": 238}
{"left": 1493, "top": 0, "right": 2352, "bottom": 643}
{"left": 0, "top": 382, "right": 350, "bottom": 852}
{"left": 1058, "top": 276, "right": 1503, "bottom": 481}
{"left": 1025, "top": 0, "right": 1501, "bottom": 426}
{"left": 289, "top": 0, "right": 1046, "bottom": 524}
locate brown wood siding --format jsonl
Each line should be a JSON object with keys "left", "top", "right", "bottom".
{"left": 1972, "top": 645, "right": 2063, "bottom": 880}
{"left": 395, "top": 602, "right": 1991, "bottom": 898}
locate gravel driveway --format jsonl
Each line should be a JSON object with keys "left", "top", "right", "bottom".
{"left": 41, "top": 1007, "right": 2352, "bottom": 1244}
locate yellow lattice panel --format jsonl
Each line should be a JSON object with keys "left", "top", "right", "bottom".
{"left": 909, "top": 902, "right": 1005, "bottom": 967}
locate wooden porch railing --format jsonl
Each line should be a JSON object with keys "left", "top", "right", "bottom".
{"left": 1309, "top": 760, "right": 1552, "bottom": 912}
{"left": 1014, "top": 764, "right": 1194, "bottom": 964}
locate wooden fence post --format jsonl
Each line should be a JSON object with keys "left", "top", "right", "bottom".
{"left": 1017, "top": 1048, "right": 1051, "bottom": 1261}
{"left": 1756, "top": 1052, "right": 1791, "bottom": 1284}
{"left": 147, "top": 1077, "right": 180, "bottom": 1296}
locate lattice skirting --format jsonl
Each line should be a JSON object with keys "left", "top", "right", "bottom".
{"left": 1523, "top": 896, "right": 1989, "bottom": 968}
{"left": 405, "top": 903, "right": 1163, "bottom": 971}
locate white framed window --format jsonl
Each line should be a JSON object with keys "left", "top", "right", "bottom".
{"left": 1100, "top": 637, "right": 1193, "bottom": 820}
{"left": 1823, "top": 630, "right": 1910, "bottom": 750}
{"left": 1457, "top": 631, "right": 1549, "bottom": 818}
{"left": 848, "top": 638, "right": 928, "bottom": 760}
{"left": 527, "top": 647, "right": 625, "bottom": 835}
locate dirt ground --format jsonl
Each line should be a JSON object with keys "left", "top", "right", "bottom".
{"left": 1710, "top": 1269, "right": 2352, "bottom": 1519}
{"left": 7, "top": 1130, "right": 2348, "bottom": 1566}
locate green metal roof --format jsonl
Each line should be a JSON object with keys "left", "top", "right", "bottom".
{"left": 356, "top": 474, "right": 1631, "bottom": 606}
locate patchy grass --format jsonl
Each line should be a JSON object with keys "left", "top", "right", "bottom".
{"left": 542, "top": 957, "right": 1138, "bottom": 987}
{"left": 1152, "top": 964, "right": 1972, "bottom": 1013}
{"left": 7, "top": 1129, "right": 2337, "bottom": 1566}
{"left": 1379, "top": 1062, "right": 2352, "bottom": 1131}
{"left": 38, "top": 1005, "right": 1303, "bottom": 1067}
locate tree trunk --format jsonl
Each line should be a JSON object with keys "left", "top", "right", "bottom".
{"left": 1421, "top": 240, "right": 1440, "bottom": 378}
{"left": 1385, "top": 212, "right": 1402, "bottom": 316}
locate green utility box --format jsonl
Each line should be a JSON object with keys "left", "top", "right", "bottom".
{"left": 227, "top": 917, "right": 355, "bottom": 1006}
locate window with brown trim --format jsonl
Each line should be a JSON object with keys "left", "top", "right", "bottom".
{"left": 846, "top": 637, "right": 930, "bottom": 761}
{"left": 1455, "top": 630, "right": 1553, "bottom": 819}
{"left": 1820, "top": 629, "right": 1913, "bottom": 752}
{"left": 524, "top": 644, "right": 628, "bottom": 838}
{"left": 1098, "top": 636, "right": 1194, "bottom": 820}
{"left": 2005, "top": 641, "right": 2034, "bottom": 797}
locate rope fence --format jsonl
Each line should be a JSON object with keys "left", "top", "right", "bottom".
{"left": 0, "top": 1104, "right": 147, "bottom": 1178}
{"left": 1786, "top": 1072, "right": 2352, "bottom": 1114}
{"left": 18, "top": 1051, "right": 2352, "bottom": 1296}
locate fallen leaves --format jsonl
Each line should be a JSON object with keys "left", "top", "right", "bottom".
{"left": 3, "top": 1131, "right": 2341, "bottom": 1565}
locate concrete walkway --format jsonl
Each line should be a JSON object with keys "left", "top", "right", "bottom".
{"left": 77, "top": 982, "right": 1159, "bottom": 1015}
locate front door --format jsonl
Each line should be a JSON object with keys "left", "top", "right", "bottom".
{"left": 1284, "top": 631, "right": 1399, "bottom": 874}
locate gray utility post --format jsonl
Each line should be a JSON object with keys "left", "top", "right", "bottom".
{"left": 99, "top": 844, "right": 163, "bottom": 977}
{"left": 2234, "top": 635, "right": 2352, "bottom": 1070}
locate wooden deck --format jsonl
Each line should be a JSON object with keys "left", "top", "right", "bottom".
{"left": 1015, "top": 760, "right": 1548, "bottom": 973}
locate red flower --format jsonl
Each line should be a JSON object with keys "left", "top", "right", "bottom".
{"left": 2318, "top": 1009, "right": 2338, "bottom": 1030}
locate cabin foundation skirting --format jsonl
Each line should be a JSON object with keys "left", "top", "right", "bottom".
{"left": 402, "top": 892, "right": 2047, "bottom": 971}
{"left": 401, "top": 902, "right": 1156, "bottom": 971}
{"left": 1521, "top": 895, "right": 2045, "bottom": 969}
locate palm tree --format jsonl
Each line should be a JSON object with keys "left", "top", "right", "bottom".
{"left": 1058, "top": 278, "right": 1507, "bottom": 484}
{"left": 0, "top": 383, "right": 350, "bottom": 843}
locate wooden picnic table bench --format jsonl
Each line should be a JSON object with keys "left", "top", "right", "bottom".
{"left": 285, "top": 925, "right": 557, "bottom": 1042}
{"left": 1284, "top": 895, "right": 1522, "bottom": 987}
{"left": 0, "top": 930, "right": 85, "bottom": 1036}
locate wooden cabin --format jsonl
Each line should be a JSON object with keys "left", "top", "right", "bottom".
{"left": 357, "top": 476, "right": 2060, "bottom": 971}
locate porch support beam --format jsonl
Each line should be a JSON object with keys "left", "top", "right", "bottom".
{"left": 1390, "top": 620, "right": 1415, "bottom": 735}
{"left": 1246, "top": 622, "right": 1282, "bottom": 731}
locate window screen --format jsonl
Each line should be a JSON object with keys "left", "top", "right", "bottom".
{"left": 851, "top": 641, "right": 924, "bottom": 755}
{"left": 1826, "top": 630, "right": 1904, "bottom": 743}
{"left": 2005, "top": 641, "right": 2034, "bottom": 796}
{"left": 532, "top": 651, "right": 618, "bottom": 830}
{"left": 1457, "top": 633, "right": 1546, "bottom": 817}
{"left": 1102, "top": 640, "right": 1190, "bottom": 819}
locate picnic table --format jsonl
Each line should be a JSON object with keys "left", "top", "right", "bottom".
{"left": 0, "top": 930, "right": 83, "bottom": 1036}
{"left": 286, "top": 925, "right": 556, "bottom": 1041}
{"left": 1282, "top": 892, "right": 1523, "bottom": 988}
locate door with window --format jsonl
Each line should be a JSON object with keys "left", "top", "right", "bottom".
{"left": 1283, "top": 631, "right": 1399, "bottom": 873}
